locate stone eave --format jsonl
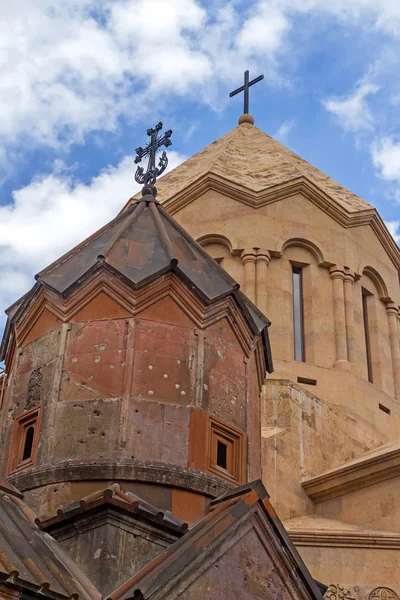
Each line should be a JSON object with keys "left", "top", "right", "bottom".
{"left": 133, "top": 172, "right": 400, "bottom": 270}
{"left": 302, "top": 441, "right": 400, "bottom": 503}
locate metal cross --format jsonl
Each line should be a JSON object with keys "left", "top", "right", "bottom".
{"left": 229, "top": 70, "right": 264, "bottom": 114}
{"left": 134, "top": 122, "right": 173, "bottom": 187}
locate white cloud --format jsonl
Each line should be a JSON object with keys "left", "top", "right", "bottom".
{"left": 274, "top": 119, "right": 294, "bottom": 143}
{"left": 236, "top": 3, "right": 290, "bottom": 59}
{"left": 0, "top": 151, "right": 186, "bottom": 329}
{"left": 0, "top": 0, "right": 294, "bottom": 152}
{"left": 385, "top": 220, "right": 400, "bottom": 244}
{"left": 371, "top": 137, "right": 400, "bottom": 181}
{"left": 2, "top": 0, "right": 400, "bottom": 153}
{"left": 323, "top": 81, "right": 379, "bottom": 132}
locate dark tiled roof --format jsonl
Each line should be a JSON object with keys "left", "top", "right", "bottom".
{"left": 108, "top": 480, "right": 323, "bottom": 600}
{"left": 0, "top": 484, "right": 99, "bottom": 600}
{"left": 37, "top": 198, "right": 238, "bottom": 301}
{"left": 1, "top": 195, "right": 273, "bottom": 372}
{"left": 38, "top": 483, "right": 188, "bottom": 536}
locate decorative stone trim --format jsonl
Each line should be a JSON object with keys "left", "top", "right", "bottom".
{"left": 7, "top": 459, "right": 233, "bottom": 499}
{"left": 329, "top": 266, "right": 350, "bottom": 368}
{"left": 151, "top": 174, "right": 400, "bottom": 270}
{"left": 241, "top": 248, "right": 257, "bottom": 303}
{"left": 303, "top": 441, "right": 400, "bottom": 502}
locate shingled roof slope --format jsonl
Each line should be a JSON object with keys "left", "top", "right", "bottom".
{"left": 38, "top": 483, "right": 188, "bottom": 536}
{"left": 0, "top": 484, "right": 99, "bottom": 600}
{"left": 125, "top": 121, "right": 372, "bottom": 214}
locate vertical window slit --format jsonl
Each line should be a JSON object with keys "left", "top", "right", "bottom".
{"left": 22, "top": 426, "right": 35, "bottom": 461}
{"left": 216, "top": 440, "right": 227, "bottom": 469}
{"left": 362, "top": 290, "right": 373, "bottom": 383}
{"left": 292, "top": 267, "right": 305, "bottom": 362}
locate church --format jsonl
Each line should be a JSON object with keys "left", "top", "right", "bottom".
{"left": 0, "top": 75, "right": 399, "bottom": 599}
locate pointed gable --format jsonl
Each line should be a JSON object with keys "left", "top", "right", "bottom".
{"left": 108, "top": 481, "right": 323, "bottom": 600}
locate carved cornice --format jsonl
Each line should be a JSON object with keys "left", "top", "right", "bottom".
{"left": 288, "top": 529, "right": 400, "bottom": 549}
{"left": 7, "top": 459, "right": 233, "bottom": 499}
{"left": 157, "top": 173, "right": 400, "bottom": 269}
{"left": 12, "top": 271, "right": 265, "bottom": 381}
{"left": 303, "top": 441, "right": 400, "bottom": 503}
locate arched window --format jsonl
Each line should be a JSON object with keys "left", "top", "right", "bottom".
{"left": 8, "top": 406, "right": 41, "bottom": 475}
{"left": 355, "top": 270, "right": 391, "bottom": 391}
{"left": 292, "top": 267, "right": 305, "bottom": 362}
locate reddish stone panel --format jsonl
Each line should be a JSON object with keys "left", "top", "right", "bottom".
{"left": 138, "top": 296, "right": 195, "bottom": 328}
{"left": 246, "top": 353, "right": 262, "bottom": 481}
{"left": 72, "top": 292, "right": 130, "bottom": 322}
{"left": 12, "top": 331, "right": 60, "bottom": 415}
{"left": 125, "top": 399, "right": 190, "bottom": 466}
{"left": 60, "top": 320, "right": 127, "bottom": 401}
{"left": 125, "top": 399, "right": 164, "bottom": 461}
{"left": 160, "top": 403, "right": 190, "bottom": 466}
{"left": 188, "top": 408, "right": 208, "bottom": 472}
{"left": 51, "top": 399, "right": 121, "bottom": 461}
{"left": 171, "top": 488, "right": 206, "bottom": 525}
{"left": 203, "top": 318, "right": 246, "bottom": 429}
{"left": 23, "top": 309, "right": 62, "bottom": 347}
{"left": 131, "top": 319, "right": 195, "bottom": 405}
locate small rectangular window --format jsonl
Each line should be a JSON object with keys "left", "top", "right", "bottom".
{"left": 208, "top": 416, "right": 245, "bottom": 484}
{"left": 297, "top": 376, "right": 317, "bottom": 386}
{"left": 362, "top": 289, "right": 373, "bottom": 383}
{"left": 216, "top": 440, "right": 227, "bottom": 469}
{"left": 292, "top": 268, "right": 305, "bottom": 362}
{"left": 8, "top": 406, "right": 41, "bottom": 475}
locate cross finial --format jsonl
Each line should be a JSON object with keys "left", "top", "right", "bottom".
{"left": 134, "top": 122, "right": 173, "bottom": 197}
{"left": 229, "top": 70, "right": 264, "bottom": 123}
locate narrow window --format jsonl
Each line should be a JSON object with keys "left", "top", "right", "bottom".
{"left": 22, "top": 426, "right": 35, "bottom": 461}
{"left": 216, "top": 440, "right": 227, "bottom": 469}
{"left": 208, "top": 417, "right": 245, "bottom": 484}
{"left": 7, "top": 406, "right": 41, "bottom": 475}
{"left": 292, "top": 267, "right": 305, "bottom": 362}
{"left": 362, "top": 289, "right": 373, "bottom": 383}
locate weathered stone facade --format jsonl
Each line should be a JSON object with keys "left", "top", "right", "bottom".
{"left": 126, "top": 119, "right": 400, "bottom": 595}
{"left": 1, "top": 115, "right": 400, "bottom": 597}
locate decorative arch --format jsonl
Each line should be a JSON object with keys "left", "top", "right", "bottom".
{"left": 274, "top": 236, "right": 329, "bottom": 267}
{"left": 196, "top": 234, "right": 238, "bottom": 255}
{"left": 360, "top": 265, "right": 391, "bottom": 302}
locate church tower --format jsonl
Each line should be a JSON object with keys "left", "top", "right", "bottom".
{"left": 120, "top": 112, "right": 400, "bottom": 598}
{"left": 2, "top": 98, "right": 400, "bottom": 598}
{"left": 0, "top": 154, "right": 272, "bottom": 525}
{"left": 0, "top": 122, "right": 327, "bottom": 600}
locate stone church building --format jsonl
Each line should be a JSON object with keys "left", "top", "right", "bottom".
{"left": 0, "top": 112, "right": 399, "bottom": 599}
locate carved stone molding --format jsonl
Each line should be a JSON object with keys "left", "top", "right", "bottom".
{"left": 369, "top": 589, "right": 399, "bottom": 600}
{"left": 325, "top": 584, "right": 357, "bottom": 600}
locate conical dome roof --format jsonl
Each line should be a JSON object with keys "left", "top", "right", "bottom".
{"left": 1, "top": 194, "right": 272, "bottom": 371}
{"left": 124, "top": 121, "right": 373, "bottom": 215}
{"left": 37, "top": 196, "right": 238, "bottom": 301}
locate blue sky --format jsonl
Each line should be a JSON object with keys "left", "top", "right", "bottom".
{"left": 1, "top": 0, "right": 400, "bottom": 337}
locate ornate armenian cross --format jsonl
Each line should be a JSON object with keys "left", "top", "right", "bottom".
{"left": 229, "top": 70, "right": 264, "bottom": 114}
{"left": 134, "top": 122, "right": 173, "bottom": 188}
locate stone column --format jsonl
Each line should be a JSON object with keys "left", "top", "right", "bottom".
{"left": 256, "top": 249, "right": 270, "bottom": 316}
{"left": 330, "top": 266, "right": 349, "bottom": 369}
{"left": 343, "top": 270, "right": 356, "bottom": 364}
{"left": 386, "top": 303, "right": 400, "bottom": 400}
{"left": 241, "top": 248, "right": 257, "bottom": 304}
